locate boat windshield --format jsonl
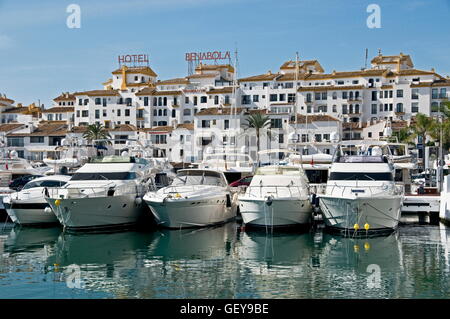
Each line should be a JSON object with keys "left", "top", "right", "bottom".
{"left": 71, "top": 172, "right": 137, "bottom": 181}
{"left": 23, "top": 180, "right": 67, "bottom": 189}
{"left": 89, "top": 156, "right": 148, "bottom": 165}
{"left": 334, "top": 156, "right": 388, "bottom": 163}
{"left": 255, "top": 166, "right": 303, "bottom": 175}
{"left": 329, "top": 172, "right": 393, "bottom": 181}
{"left": 172, "top": 170, "right": 225, "bottom": 186}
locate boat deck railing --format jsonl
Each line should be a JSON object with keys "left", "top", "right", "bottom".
{"left": 244, "top": 185, "right": 308, "bottom": 199}
{"left": 45, "top": 182, "right": 147, "bottom": 199}
{"left": 325, "top": 183, "right": 404, "bottom": 197}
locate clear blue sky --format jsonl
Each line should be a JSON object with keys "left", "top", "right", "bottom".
{"left": 0, "top": 0, "right": 449, "bottom": 107}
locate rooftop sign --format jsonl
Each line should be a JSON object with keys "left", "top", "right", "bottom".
{"left": 185, "top": 51, "right": 231, "bottom": 62}
{"left": 118, "top": 54, "right": 149, "bottom": 66}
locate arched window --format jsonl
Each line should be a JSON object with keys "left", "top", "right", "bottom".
{"left": 355, "top": 91, "right": 360, "bottom": 99}
{"left": 158, "top": 97, "right": 162, "bottom": 106}
{"left": 163, "top": 109, "right": 167, "bottom": 116}
{"left": 354, "top": 104, "right": 360, "bottom": 113}
{"left": 153, "top": 97, "right": 157, "bottom": 106}
{"left": 171, "top": 109, "right": 176, "bottom": 118}
{"left": 349, "top": 91, "right": 354, "bottom": 99}
{"left": 158, "top": 109, "right": 162, "bottom": 116}
{"left": 163, "top": 97, "right": 167, "bottom": 106}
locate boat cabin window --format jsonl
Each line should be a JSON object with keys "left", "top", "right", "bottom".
{"left": 173, "top": 170, "right": 226, "bottom": 186}
{"left": 329, "top": 172, "right": 393, "bottom": 181}
{"left": 334, "top": 155, "right": 388, "bottom": 163}
{"left": 23, "top": 180, "right": 67, "bottom": 189}
{"left": 71, "top": 172, "right": 137, "bottom": 181}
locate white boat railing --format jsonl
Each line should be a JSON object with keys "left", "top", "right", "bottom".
{"left": 45, "top": 183, "right": 147, "bottom": 199}
{"left": 244, "top": 185, "right": 308, "bottom": 199}
{"left": 325, "top": 183, "right": 404, "bottom": 197}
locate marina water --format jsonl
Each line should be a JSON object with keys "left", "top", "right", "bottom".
{"left": 0, "top": 219, "right": 449, "bottom": 299}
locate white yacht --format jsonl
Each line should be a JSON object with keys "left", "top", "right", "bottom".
{"left": 0, "top": 153, "right": 50, "bottom": 210}
{"left": 319, "top": 143, "right": 403, "bottom": 233}
{"left": 143, "top": 169, "right": 237, "bottom": 228}
{"left": 238, "top": 165, "right": 312, "bottom": 227}
{"left": 3, "top": 175, "right": 71, "bottom": 225}
{"left": 45, "top": 155, "right": 155, "bottom": 231}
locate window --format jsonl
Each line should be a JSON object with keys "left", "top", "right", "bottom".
{"left": 117, "top": 109, "right": 121, "bottom": 116}
{"left": 389, "top": 103, "right": 393, "bottom": 111}
{"left": 371, "top": 104, "right": 377, "bottom": 114}
{"left": 200, "top": 96, "right": 207, "bottom": 103}
{"left": 368, "top": 132, "right": 372, "bottom": 138}
{"left": 329, "top": 172, "right": 393, "bottom": 181}
{"left": 78, "top": 99, "right": 82, "bottom": 106}
{"left": 332, "top": 92, "right": 337, "bottom": 100}
{"left": 285, "top": 82, "right": 293, "bottom": 89}
{"left": 411, "top": 102, "right": 419, "bottom": 113}
{"left": 270, "top": 94, "right": 277, "bottom": 102}
{"left": 82, "top": 110, "right": 88, "bottom": 117}
{"left": 321, "top": 92, "right": 327, "bottom": 100}
{"left": 76, "top": 110, "right": 80, "bottom": 118}
{"left": 397, "top": 89, "right": 403, "bottom": 98}
{"left": 84, "top": 99, "right": 88, "bottom": 105}
{"left": 185, "top": 97, "right": 189, "bottom": 104}
{"left": 225, "top": 95, "right": 230, "bottom": 104}
{"left": 214, "top": 96, "right": 219, "bottom": 105}
{"left": 242, "top": 95, "right": 251, "bottom": 104}
{"left": 389, "top": 90, "right": 393, "bottom": 98}
{"left": 306, "top": 93, "right": 312, "bottom": 102}
{"left": 144, "top": 97, "right": 149, "bottom": 106}
{"left": 95, "top": 98, "right": 101, "bottom": 105}
{"left": 411, "top": 88, "right": 419, "bottom": 99}
{"left": 103, "top": 110, "right": 107, "bottom": 117}
{"left": 332, "top": 105, "right": 337, "bottom": 112}
{"left": 163, "top": 109, "right": 167, "bottom": 116}
{"left": 342, "top": 104, "right": 348, "bottom": 114}
{"left": 315, "top": 134, "right": 322, "bottom": 142}
{"left": 124, "top": 109, "right": 130, "bottom": 117}
{"left": 30, "top": 136, "right": 44, "bottom": 143}
{"left": 126, "top": 98, "right": 132, "bottom": 106}
{"left": 252, "top": 95, "right": 259, "bottom": 102}
{"left": 396, "top": 103, "right": 403, "bottom": 113}
{"left": 163, "top": 97, "right": 167, "bottom": 106}
{"left": 201, "top": 120, "right": 210, "bottom": 128}
{"left": 287, "top": 93, "right": 295, "bottom": 103}
{"left": 371, "top": 91, "right": 377, "bottom": 101}
{"left": 440, "top": 88, "right": 447, "bottom": 99}
{"left": 279, "top": 94, "right": 286, "bottom": 101}
{"left": 224, "top": 119, "right": 229, "bottom": 129}
{"left": 194, "top": 96, "right": 198, "bottom": 106}
{"left": 183, "top": 109, "right": 191, "bottom": 116}
{"left": 342, "top": 91, "right": 348, "bottom": 99}
{"left": 431, "top": 102, "right": 439, "bottom": 112}
{"left": 270, "top": 118, "right": 282, "bottom": 129}
{"left": 171, "top": 109, "right": 176, "bottom": 118}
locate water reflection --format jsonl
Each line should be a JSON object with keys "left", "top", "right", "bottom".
{"left": 0, "top": 221, "right": 448, "bottom": 298}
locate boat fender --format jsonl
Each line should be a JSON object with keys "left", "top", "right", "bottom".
{"left": 44, "top": 206, "right": 52, "bottom": 214}
{"left": 265, "top": 195, "right": 273, "bottom": 206}
{"left": 135, "top": 197, "right": 142, "bottom": 205}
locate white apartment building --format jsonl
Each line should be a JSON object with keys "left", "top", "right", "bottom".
{"left": 2, "top": 51, "right": 449, "bottom": 163}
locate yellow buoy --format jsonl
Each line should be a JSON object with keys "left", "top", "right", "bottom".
{"left": 55, "top": 199, "right": 61, "bottom": 206}
{"left": 364, "top": 223, "right": 370, "bottom": 231}
{"left": 354, "top": 245, "right": 360, "bottom": 252}
{"left": 353, "top": 224, "right": 360, "bottom": 231}
{"left": 175, "top": 193, "right": 181, "bottom": 198}
{"left": 364, "top": 242, "right": 370, "bottom": 251}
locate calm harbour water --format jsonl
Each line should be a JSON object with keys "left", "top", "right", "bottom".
{"left": 0, "top": 216, "right": 449, "bottom": 299}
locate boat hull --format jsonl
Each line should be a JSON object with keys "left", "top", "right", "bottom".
{"left": 319, "top": 195, "right": 402, "bottom": 231}
{"left": 239, "top": 198, "right": 312, "bottom": 227}
{"left": 46, "top": 194, "right": 146, "bottom": 230}
{"left": 4, "top": 201, "right": 58, "bottom": 225}
{"left": 145, "top": 195, "right": 236, "bottom": 228}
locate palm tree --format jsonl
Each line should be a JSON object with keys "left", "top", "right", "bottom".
{"left": 410, "top": 113, "right": 436, "bottom": 168}
{"left": 391, "top": 127, "right": 413, "bottom": 144}
{"left": 82, "top": 123, "right": 111, "bottom": 144}
{"left": 244, "top": 113, "right": 271, "bottom": 164}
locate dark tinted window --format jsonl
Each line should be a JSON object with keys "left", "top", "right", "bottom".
{"left": 71, "top": 172, "right": 137, "bottom": 181}
{"left": 329, "top": 172, "right": 393, "bottom": 181}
